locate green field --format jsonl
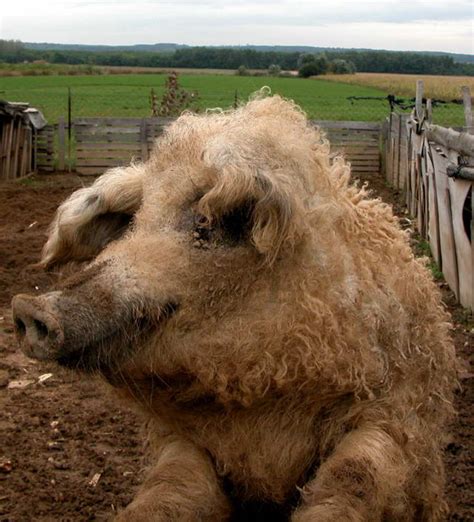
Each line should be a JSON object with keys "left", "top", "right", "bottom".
{"left": 0, "top": 73, "right": 464, "bottom": 125}
{"left": 0, "top": 73, "right": 392, "bottom": 123}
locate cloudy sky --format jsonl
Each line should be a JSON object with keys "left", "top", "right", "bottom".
{"left": 1, "top": 0, "right": 473, "bottom": 54}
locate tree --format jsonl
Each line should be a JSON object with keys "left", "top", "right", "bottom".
{"left": 298, "top": 53, "right": 317, "bottom": 68}
{"left": 236, "top": 65, "right": 248, "bottom": 76}
{"left": 330, "top": 59, "right": 356, "bottom": 74}
{"left": 0, "top": 39, "right": 24, "bottom": 53}
{"left": 298, "top": 62, "right": 320, "bottom": 78}
{"left": 298, "top": 53, "right": 329, "bottom": 77}
{"left": 268, "top": 64, "right": 281, "bottom": 76}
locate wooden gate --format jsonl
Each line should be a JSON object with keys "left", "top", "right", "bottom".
{"left": 316, "top": 120, "right": 381, "bottom": 175}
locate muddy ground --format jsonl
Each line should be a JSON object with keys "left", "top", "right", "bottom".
{"left": 0, "top": 172, "right": 472, "bottom": 521}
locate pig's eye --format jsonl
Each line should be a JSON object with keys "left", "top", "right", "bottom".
{"left": 191, "top": 203, "right": 253, "bottom": 249}
{"left": 193, "top": 213, "right": 211, "bottom": 243}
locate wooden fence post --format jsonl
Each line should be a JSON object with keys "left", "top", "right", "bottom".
{"left": 385, "top": 113, "right": 392, "bottom": 184}
{"left": 5, "top": 120, "right": 14, "bottom": 180}
{"left": 68, "top": 88, "right": 72, "bottom": 173}
{"left": 416, "top": 80, "right": 424, "bottom": 123}
{"left": 58, "top": 116, "right": 65, "bottom": 171}
{"left": 140, "top": 118, "right": 148, "bottom": 162}
{"left": 426, "top": 99, "right": 433, "bottom": 124}
{"left": 462, "top": 86, "right": 473, "bottom": 134}
{"left": 12, "top": 119, "right": 21, "bottom": 180}
{"left": 463, "top": 86, "right": 474, "bottom": 309}
{"left": 32, "top": 128, "right": 36, "bottom": 173}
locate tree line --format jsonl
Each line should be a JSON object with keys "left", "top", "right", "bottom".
{"left": 1, "top": 39, "right": 473, "bottom": 76}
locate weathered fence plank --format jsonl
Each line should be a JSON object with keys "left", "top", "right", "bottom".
{"left": 58, "top": 117, "right": 65, "bottom": 171}
{"left": 76, "top": 150, "right": 140, "bottom": 159}
{"left": 416, "top": 80, "right": 424, "bottom": 122}
{"left": 35, "top": 125, "right": 55, "bottom": 172}
{"left": 313, "top": 120, "right": 381, "bottom": 130}
{"left": 431, "top": 147, "right": 460, "bottom": 299}
{"left": 462, "top": 86, "right": 473, "bottom": 134}
{"left": 76, "top": 142, "right": 142, "bottom": 151}
{"left": 449, "top": 175, "right": 473, "bottom": 307}
{"left": 426, "top": 151, "right": 441, "bottom": 266}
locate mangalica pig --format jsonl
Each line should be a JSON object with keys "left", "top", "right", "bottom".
{"left": 12, "top": 94, "right": 457, "bottom": 521}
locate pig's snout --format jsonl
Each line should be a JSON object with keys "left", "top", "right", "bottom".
{"left": 12, "top": 293, "right": 64, "bottom": 361}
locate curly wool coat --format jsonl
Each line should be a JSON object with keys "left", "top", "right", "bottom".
{"left": 16, "top": 94, "right": 457, "bottom": 521}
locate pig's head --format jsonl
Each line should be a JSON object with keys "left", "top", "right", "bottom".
{"left": 12, "top": 95, "right": 350, "bottom": 403}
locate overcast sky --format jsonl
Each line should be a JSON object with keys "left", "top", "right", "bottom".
{"left": 1, "top": 0, "right": 473, "bottom": 54}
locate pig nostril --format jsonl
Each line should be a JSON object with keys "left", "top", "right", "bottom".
{"left": 34, "top": 319, "right": 49, "bottom": 340}
{"left": 15, "top": 318, "right": 26, "bottom": 337}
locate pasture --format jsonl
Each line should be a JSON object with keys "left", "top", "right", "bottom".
{"left": 1, "top": 71, "right": 467, "bottom": 126}
{"left": 0, "top": 73, "right": 392, "bottom": 123}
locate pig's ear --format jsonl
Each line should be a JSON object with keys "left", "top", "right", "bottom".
{"left": 198, "top": 165, "right": 303, "bottom": 264}
{"left": 41, "top": 164, "right": 144, "bottom": 268}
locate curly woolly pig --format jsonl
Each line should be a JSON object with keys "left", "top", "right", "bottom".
{"left": 12, "top": 94, "right": 457, "bottom": 521}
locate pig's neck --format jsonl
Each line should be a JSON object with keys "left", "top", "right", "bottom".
{"left": 114, "top": 373, "right": 352, "bottom": 505}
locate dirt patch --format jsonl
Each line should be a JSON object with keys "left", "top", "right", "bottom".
{"left": 0, "top": 172, "right": 472, "bottom": 521}
{"left": 0, "top": 175, "right": 143, "bottom": 522}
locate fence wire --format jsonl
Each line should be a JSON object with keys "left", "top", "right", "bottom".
{"left": 348, "top": 95, "right": 467, "bottom": 127}
{"left": 2, "top": 77, "right": 468, "bottom": 127}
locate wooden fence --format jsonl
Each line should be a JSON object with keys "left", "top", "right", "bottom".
{"left": 384, "top": 113, "right": 410, "bottom": 191}
{"left": 70, "top": 117, "right": 380, "bottom": 176}
{"left": 35, "top": 125, "right": 55, "bottom": 172}
{"left": 315, "top": 120, "right": 381, "bottom": 175}
{"left": 74, "top": 117, "right": 172, "bottom": 175}
{"left": 0, "top": 117, "right": 33, "bottom": 181}
{"left": 384, "top": 83, "right": 473, "bottom": 311}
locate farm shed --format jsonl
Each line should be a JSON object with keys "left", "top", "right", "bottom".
{"left": 0, "top": 100, "right": 47, "bottom": 181}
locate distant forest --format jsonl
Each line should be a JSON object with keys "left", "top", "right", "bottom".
{"left": 1, "top": 40, "right": 473, "bottom": 76}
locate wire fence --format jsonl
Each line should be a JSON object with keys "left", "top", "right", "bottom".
{"left": 27, "top": 90, "right": 468, "bottom": 127}
{"left": 1, "top": 73, "right": 468, "bottom": 127}
{"left": 347, "top": 95, "right": 467, "bottom": 127}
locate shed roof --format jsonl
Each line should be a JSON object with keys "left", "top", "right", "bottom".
{"left": 0, "top": 100, "right": 47, "bottom": 130}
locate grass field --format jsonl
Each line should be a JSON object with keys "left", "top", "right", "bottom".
{"left": 0, "top": 73, "right": 390, "bottom": 123}
{"left": 0, "top": 72, "right": 466, "bottom": 125}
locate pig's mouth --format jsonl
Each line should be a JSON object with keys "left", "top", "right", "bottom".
{"left": 58, "top": 303, "right": 178, "bottom": 373}
{"left": 12, "top": 293, "right": 178, "bottom": 374}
